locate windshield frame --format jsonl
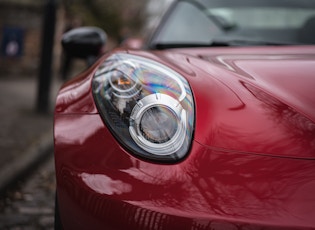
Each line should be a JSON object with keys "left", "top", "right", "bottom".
{"left": 146, "top": 0, "right": 221, "bottom": 49}
{"left": 146, "top": 0, "right": 315, "bottom": 49}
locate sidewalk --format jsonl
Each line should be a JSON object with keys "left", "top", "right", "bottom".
{"left": 0, "top": 75, "right": 62, "bottom": 193}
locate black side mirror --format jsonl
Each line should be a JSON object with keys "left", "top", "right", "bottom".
{"left": 62, "top": 27, "right": 107, "bottom": 65}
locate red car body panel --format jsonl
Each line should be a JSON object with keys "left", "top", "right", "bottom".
{"left": 54, "top": 47, "right": 315, "bottom": 229}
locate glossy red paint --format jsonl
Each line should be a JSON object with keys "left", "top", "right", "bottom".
{"left": 182, "top": 47, "right": 315, "bottom": 159}
{"left": 54, "top": 46, "right": 315, "bottom": 229}
{"left": 55, "top": 114, "right": 315, "bottom": 230}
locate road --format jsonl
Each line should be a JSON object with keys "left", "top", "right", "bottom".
{"left": 0, "top": 153, "right": 56, "bottom": 229}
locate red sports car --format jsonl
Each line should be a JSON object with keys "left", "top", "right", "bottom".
{"left": 54, "top": 0, "right": 315, "bottom": 229}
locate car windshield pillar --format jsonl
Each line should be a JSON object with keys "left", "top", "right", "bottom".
{"left": 150, "top": 1, "right": 223, "bottom": 48}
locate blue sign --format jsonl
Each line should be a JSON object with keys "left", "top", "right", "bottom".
{"left": 1, "top": 26, "right": 24, "bottom": 58}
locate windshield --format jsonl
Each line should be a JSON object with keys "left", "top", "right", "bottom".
{"left": 149, "top": 0, "right": 315, "bottom": 48}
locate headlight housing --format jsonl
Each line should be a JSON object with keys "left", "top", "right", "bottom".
{"left": 92, "top": 53, "right": 194, "bottom": 162}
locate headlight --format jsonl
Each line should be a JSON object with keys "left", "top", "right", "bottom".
{"left": 92, "top": 53, "right": 194, "bottom": 162}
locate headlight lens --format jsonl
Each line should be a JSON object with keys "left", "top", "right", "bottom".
{"left": 92, "top": 53, "right": 194, "bottom": 162}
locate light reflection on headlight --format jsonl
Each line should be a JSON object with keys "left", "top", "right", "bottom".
{"left": 92, "top": 53, "right": 194, "bottom": 162}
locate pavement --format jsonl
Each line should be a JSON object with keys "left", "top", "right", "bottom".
{"left": 0, "top": 75, "right": 63, "bottom": 193}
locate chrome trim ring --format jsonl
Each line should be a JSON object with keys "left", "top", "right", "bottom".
{"left": 129, "top": 93, "right": 187, "bottom": 155}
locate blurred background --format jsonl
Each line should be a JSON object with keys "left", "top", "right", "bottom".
{"left": 0, "top": 0, "right": 173, "bottom": 78}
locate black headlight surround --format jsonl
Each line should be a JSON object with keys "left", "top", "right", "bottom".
{"left": 92, "top": 53, "right": 195, "bottom": 163}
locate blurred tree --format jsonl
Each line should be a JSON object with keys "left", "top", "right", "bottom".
{"left": 62, "top": 0, "right": 147, "bottom": 42}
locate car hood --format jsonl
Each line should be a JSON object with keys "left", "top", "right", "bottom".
{"left": 198, "top": 48, "right": 315, "bottom": 123}
{"left": 145, "top": 46, "right": 315, "bottom": 159}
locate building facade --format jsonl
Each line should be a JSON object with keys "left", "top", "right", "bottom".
{"left": 0, "top": 0, "right": 64, "bottom": 77}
